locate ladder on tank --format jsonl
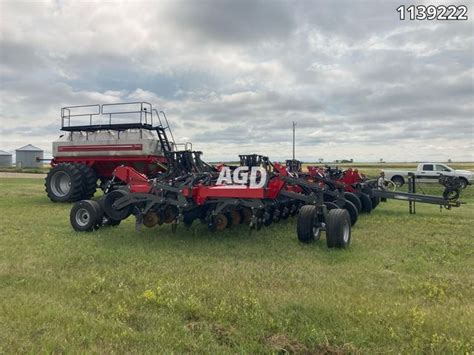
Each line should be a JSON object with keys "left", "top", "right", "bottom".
{"left": 154, "top": 109, "right": 176, "bottom": 153}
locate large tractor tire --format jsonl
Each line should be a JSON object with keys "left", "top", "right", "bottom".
{"left": 359, "top": 193, "right": 373, "bottom": 213}
{"left": 74, "top": 163, "right": 97, "bottom": 199}
{"left": 325, "top": 209, "right": 351, "bottom": 249}
{"left": 343, "top": 192, "right": 362, "bottom": 213}
{"left": 70, "top": 200, "right": 102, "bottom": 232}
{"left": 343, "top": 199, "right": 358, "bottom": 226}
{"left": 297, "top": 205, "right": 321, "bottom": 243}
{"left": 45, "top": 163, "right": 84, "bottom": 202}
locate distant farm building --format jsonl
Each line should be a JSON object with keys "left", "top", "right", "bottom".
{"left": 15, "top": 144, "right": 44, "bottom": 168}
{"left": 0, "top": 150, "right": 13, "bottom": 167}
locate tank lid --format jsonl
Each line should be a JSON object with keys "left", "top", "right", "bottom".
{"left": 16, "top": 144, "right": 43, "bottom": 152}
{"left": 0, "top": 149, "right": 12, "bottom": 156}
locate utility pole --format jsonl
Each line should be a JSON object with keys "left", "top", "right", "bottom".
{"left": 292, "top": 121, "right": 296, "bottom": 160}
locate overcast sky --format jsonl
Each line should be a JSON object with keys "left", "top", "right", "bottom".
{"left": 1, "top": 0, "right": 473, "bottom": 162}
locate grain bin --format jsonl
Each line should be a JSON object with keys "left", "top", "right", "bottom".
{"left": 0, "top": 150, "right": 12, "bottom": 167}
{"left": 15, "top": 144, "right": 43, "bottom": 168}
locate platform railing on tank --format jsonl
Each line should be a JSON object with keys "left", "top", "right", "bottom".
{"left": 60, "top": 102, "right": 156, "bottom": 131}
{"left": 102, "top": 102, "right": 153, "bottom": 126}
{"left": 60, "top": 101, "right": 182, "bottom": 151}
{"left": 61, "top": 104, "right": 101, "bottom": 129}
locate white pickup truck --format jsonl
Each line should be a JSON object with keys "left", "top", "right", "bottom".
{"left": 383, "top": 163, "right": 473, "bottom": 188}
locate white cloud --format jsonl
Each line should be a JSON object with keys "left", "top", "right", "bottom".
{"left": 0, "top": 0, "right": 472, "bottom": 162}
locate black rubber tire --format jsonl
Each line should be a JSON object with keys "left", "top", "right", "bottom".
{"left": 326, "top": 209, "right": 351, "bottom": 249}
{"left": 371, "top": 196, "right": 380, "bottom": 208}
{"left": 297, "top": 205, "right": 321, "bottom": 243}
{"left": 359, "top": 193, "right": 373, "bottom": 213}
{"left": 102, "top": 190, "right": 132, "bottom": 221}
{"left": 391, "top": 176, "right": 404, "bottom": 187}
{"left": 459, "top": 178, "right": 468, "bottom": 189}
{"left": 343, "top": 192, "right": 362, "bottom": 213}
{"left": 343, "top": 199, "right": 358, "bottom": 226}
{"left": 324, "top": 201, "right": 340, "bottom": 210}
{"left": 45, "top": 163, "right": 84, "bottom": 202}
{"left": 97, "top": 197, "right": 122, "bottom": 227}
{"left": 70, "top": 200, "right": 101, "bottom": 232}
{"left": 74, "top": 163, "right": 97, "bottom": 199}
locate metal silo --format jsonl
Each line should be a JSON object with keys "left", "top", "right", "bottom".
{"left": 15, "top": 144, "right": 44, "bottom": 168}
{"left": 0, "top": 150, "right": 13, "bottom": 167}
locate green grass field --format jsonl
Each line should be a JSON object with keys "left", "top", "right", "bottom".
{"left": 1, "top": 175, "right": 473, "bottom": 353}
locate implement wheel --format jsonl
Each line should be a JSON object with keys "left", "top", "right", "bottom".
{"left": 344, "top": 192, "right": 362, "bottom": 213}
{"left": 324, "top": 201, "right": 339, "bottom": 210}
{"left": 359, "top": 193, "right": 373, "bottom": 213}
{"left": 343, "top": 199, "right": 358, "bottom": 226}
{"left": 326, "top": 209, "right": 351, "bottom": 249}
{"left": 70, "top": 200, "right": 101, "bottom": 232}
{"left": 297, "top": 205, "right": 321, "bottom": 243}
{"left": 45, "top": 163, "right": 83, "bottom": 202}
{"left": 371, "top": 196, "right": 380, "bottom": 208}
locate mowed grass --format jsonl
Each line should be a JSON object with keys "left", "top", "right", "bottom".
{"left": 0, "top": 177, "right": 473, "bottom": 353}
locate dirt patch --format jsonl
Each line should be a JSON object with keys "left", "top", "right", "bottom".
{"left": 0, "top": 172, "right": 46, "bottom": 179}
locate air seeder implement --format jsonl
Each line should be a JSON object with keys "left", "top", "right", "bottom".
{"left": 45, "top": 102, "right": 464, "bottom": 249}
{"left": 71, "top": 152, "right": 353, "bottom": 248}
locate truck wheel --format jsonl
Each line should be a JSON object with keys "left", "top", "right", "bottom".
{"left": 74, "top": 163, "right": 97, "bottom": 199}
{"left": 359, "top": 193, "right": 373, "bottom": 213}
{"left": 297, "top": 205, "right": 321, "bottom": 243}
{"left": 459, "top": 178, "right": 468, "bottom": 189}
{"left": 45, "top": 163, "right": 84, "bottom": 202}
{"left": 391, "top": 176, "right": 404, "bottom": 187}
{"left": 70, "top": 200, "right": 101, "bottom": 232}
{"left": 343, "top": 199, "right": 358, "bottom": 226}
{"left": 343, "top": 192, "right": 362, "bottom": 213}
{"left": 326, "top": 209, "right": 351, "bottom": 249}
